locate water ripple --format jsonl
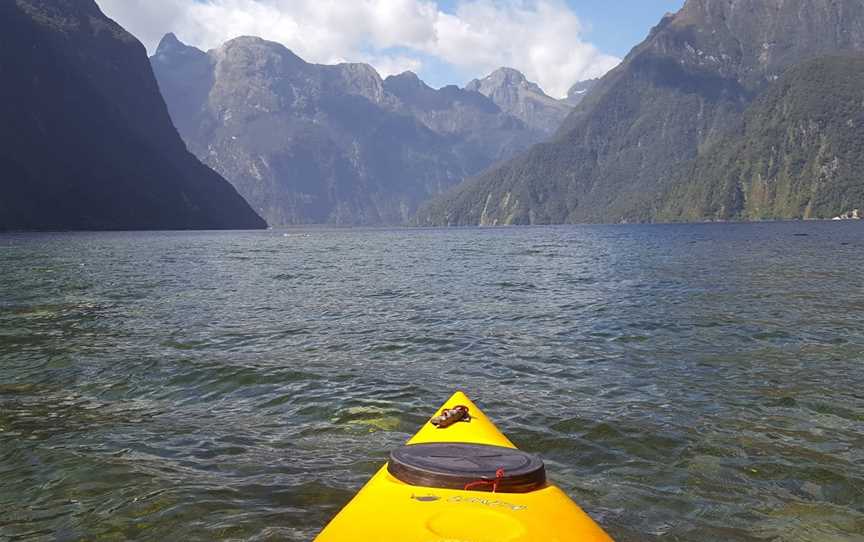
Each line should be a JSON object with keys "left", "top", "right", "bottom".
{"left": 1, "top": 223, "right": 863, "bottom": 541}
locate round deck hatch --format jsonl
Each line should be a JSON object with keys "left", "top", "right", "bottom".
{"left": 388, "top": 443, "right": 546, "bottom": 493}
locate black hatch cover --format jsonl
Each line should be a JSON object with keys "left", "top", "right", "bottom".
{"left": 388, "top": 442, "right": 546, "bottom": 493}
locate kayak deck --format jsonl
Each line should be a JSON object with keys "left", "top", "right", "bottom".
{"left": 314, "top": 391, "right": 614, "bottom": 542}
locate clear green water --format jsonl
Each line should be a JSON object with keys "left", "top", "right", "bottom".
{"left": 1, "top": 223, "right": 863, "bottom": 541}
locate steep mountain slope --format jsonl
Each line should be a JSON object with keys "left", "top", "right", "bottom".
{"left": 0, "top": 0, "right": 265, "bottom": 231}
{"left": 418, "top": 0, "right": 864, "bottom": 226}
{"left": 152, "top": 36, "right": 558, "bottom": 226}
{"left": 659, "top": 56, "right": 864, "bottom": 221}
{"left": 465, "top": 68, "right": 573, "bottom": 135}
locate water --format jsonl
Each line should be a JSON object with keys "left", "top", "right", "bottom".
{"left": 1, "top": 222, "right": 863, "bottom": 542}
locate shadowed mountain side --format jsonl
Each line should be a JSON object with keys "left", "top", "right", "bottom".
{"left": 0, "top": 0, "right": 265, "bottom": 231}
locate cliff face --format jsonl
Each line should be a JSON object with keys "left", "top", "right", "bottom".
{"left": 418, "top": 0, "right": 864, "bottom": 226}
{"left": 153, "top": 36, "right": 561, "bottom": 226}
{"left": 0, "top": 0, "right": 265, "bottom": 231}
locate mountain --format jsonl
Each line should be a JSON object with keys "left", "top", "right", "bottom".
{"left": 658, "top": 55, "right": 864, "bottom": 221}
{"left": 563, "top": 79, "right": 599, "bottom": 107}
{"left": 418, "top": 0, "right": 864, "bottom": 226}
{"left": 0, "top": 0, "right": 265, "bottom": 231}
{"left": 152, "top": 37, "right": 556, "bottom": 226}
{"left": 383, "top": 71, "right": 543, "bottom": 168}
{"left": 465, "top": 68, "right": 573, "bottom": 135}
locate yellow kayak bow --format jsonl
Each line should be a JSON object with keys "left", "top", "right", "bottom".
{"left": 315, "top": 391, "right": 614, "bottom": 542}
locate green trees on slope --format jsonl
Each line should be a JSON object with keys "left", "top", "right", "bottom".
{"left": 659, "top": 56, "right": 864, "bottom": 222}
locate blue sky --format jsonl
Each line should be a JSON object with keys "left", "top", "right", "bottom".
{"left": 561, "top": 1, "right": 685, "bottom": 56}
{"left": 434, "top": 0, "right": 685, "bottom": 57}
{"left": 98, "top": 0, "right": 687, "bottom": 98}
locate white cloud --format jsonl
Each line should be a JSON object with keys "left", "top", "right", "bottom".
{"left": 362, "top": 54, "right": 425, "bottom": 78}
{"left": 96, "top": 0, "right": 619, "bottom": 98}
{"left": 429, "top": 1, "right": 619, "bottom": 97}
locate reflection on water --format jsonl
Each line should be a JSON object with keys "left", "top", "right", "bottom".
{"left": 1, "top": 223, "right": 863, "bottom": 541}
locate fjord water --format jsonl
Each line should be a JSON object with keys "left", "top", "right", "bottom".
{"left": 1, "top": 223, "right": 863, "bottom": 542}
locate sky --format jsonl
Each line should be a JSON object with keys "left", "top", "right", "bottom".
{"left": 96, "top": 0, "right": 685, "bottom": 99}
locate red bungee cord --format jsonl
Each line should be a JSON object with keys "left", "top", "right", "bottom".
{"left": 464, "top": 467, "right": 506, "bottom": 493}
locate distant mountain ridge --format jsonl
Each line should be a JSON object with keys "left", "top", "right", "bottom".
{"left": 0, "top": 1, "right": 265, "bottom": 231}
{"left": 418, "top": 0, "right": 864, "bottom": 226}
{"left": 383, "top": 71, "right": 546, "bottom": 168}
{"left": 152, "top": 35, "right": 578, "bottom": 226}
{"left": 465, "top": 68, "right": 575, "bottom": 135}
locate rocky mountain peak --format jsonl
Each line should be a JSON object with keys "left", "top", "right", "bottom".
{"left": 216, "top": 35, "right": 306, "bottom": 67}
{"left": 387, "top": 70, "right": 424, "bottom": 87}
{"left": 486, "top": 67, "right": 527, "bottom": 84}
{"left": 466, "top": 67, "right": 545, "bottom": 97}
{"left": 465, "top": 67, "right": 571, "bottom": 135}
{"left": 156, "top": 32, "right": 182, "bottom": 53}
{"left": 330, "top": 62, "right": 385, "bottom": 103}
{"left": 153, "top": 32, "right": 206, "bottom": 67}
{"left": 384, "top": 71, "right": 433, "bottom": 98}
